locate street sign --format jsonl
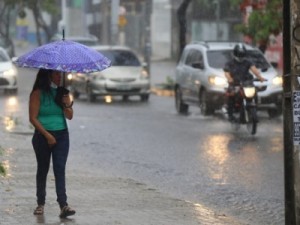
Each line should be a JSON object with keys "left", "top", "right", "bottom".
{"left": 118, "top": 15, "right": 127, "bottom": 27}
{"left": 293, "top": 91, "right": 300, "bottom": 145}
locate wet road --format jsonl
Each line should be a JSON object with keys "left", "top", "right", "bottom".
{"left": 0, "top": 67, "right": 284, "bottom": 225}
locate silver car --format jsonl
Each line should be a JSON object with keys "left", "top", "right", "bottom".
{"left": 0, "top": 47, "right": 18, "bottom": 94}
{"left": 71, "top": 46, "right": 150, "bottom": 102}
{"left": 175, "top": 42, "right": 283, "bottom": 118}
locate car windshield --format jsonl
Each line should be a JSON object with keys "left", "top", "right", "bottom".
{"left": 100, "top": 50, "right": 141, "bottom": 66}
{"left": 0, "top": 49, "right": 10, "bottom": 62}
{"left": 207, "top": 49, "right": 270, "bottom": 69}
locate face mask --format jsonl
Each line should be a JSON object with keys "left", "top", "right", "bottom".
{"left": 50, "top": 82, "right": 58, "bottom": 88}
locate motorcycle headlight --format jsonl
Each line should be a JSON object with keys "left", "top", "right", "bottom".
{"left": 208, "top": 75, "right": 227, "bottom": 86}
{"left": 243, "top": 87, "right": 256, "bottom": 98}
{"left": 272, "top": 75, "right": 283, "bottom": 86}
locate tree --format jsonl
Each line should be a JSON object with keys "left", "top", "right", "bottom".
{"left": 0, "top": 0, "right": 59, "bottom": 48}
{"left": 232, "top": 0, "right": 282, "bottom": 52}
{"left": 177, "top": 0, "right": 192, "bottom": 59}
{"left": 0, "top": 0, "right": 17, "bottom": 56}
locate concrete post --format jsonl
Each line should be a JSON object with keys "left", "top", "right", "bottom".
{"left": 111, "top": 0, "right": 120, "bottom": 45}
{"left": 283, "top": 0, "right": 300, "bottom": 224}
{"left": 144, "top": 0, "right": 152, "bottom": 76}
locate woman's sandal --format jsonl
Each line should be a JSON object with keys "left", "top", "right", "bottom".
{"left": 59, "top": 205, "right": 76, "bottom": 218}
{"left": 33, "top": 205, "right": 44, "bottom": 215}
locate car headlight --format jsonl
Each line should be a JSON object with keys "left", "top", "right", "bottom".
{"left": 272, "top": 75, "right": 283, "bottom": 86}
{"left": 3, "top": 68, "right": 17, "bottom": 76}
{"left": 67, "top": 73, "right": 73, "bottom": 80}
{"left": 140, "top": 69, "right": 149, "bottom": 79}
{"left": 94, "top": 73, "right": 105, "bottom": 80}
{"left": 208, "top": 75, "right": 227, "bottom": 86}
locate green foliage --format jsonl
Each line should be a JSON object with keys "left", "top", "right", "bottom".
{"left": 234, "top": 0, "right": 282, "bottom": 44}
{"left": 0, "top": 146, "right": 5, "bottom": 176}
{"left": 0, "top": 163, "right": 5, "bottom": 176}
{"left": 161, "top": 76, "right": 175, "bottom": 90}
{"left": 229, "top": 0, "right": 242, "bottom": 6}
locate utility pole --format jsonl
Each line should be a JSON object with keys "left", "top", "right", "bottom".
{"left": 111, "top": 0, "right": 120, "bottom": 45}
{"left": 144, "top": 0, "right": 152, "bottom": 76}
{"left": 283, "top": 0, "right": 300, "bottom": 224}
{"left": 60, "top": 0, "right": 69, "bottom": 36}
{"left": 213, "top": 0, "right": 220, "bottom": 41}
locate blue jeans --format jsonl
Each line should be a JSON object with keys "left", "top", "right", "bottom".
{"left": 32, "top": 129, "right": 69, "bottom": 208}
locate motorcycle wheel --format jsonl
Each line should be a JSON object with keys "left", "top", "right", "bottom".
{"left": 246, "top": 107, "right": 257, "bottom": 135}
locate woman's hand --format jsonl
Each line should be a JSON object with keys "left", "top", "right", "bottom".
{"left": 62, "top": 94, "right": 72, "bottom": 107}
{"left": 46, "top": 133, "right": 56, "bottom": 147}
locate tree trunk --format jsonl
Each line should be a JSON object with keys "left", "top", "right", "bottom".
{"left": 30, "top": 1, "right": 52, "bottom": 45}
{"left": 177, "top": 0, "right": 191, "bottom": 60}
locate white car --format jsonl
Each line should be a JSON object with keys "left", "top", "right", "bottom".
{"left": 71, "top": 45, "right": 150, "bottom": 102}
{"left": 0, "top": 47, "right": 18, "bottom": 94}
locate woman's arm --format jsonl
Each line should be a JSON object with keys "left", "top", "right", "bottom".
{"left": 62, "top": 95, "right": 73, "bottom": 120}
{"left": 29, "top": 90, "right": 56, "bottom": 146}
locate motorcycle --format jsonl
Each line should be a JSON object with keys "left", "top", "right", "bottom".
{"left": 224, "top": 78, "right": 265, "bottom": 135}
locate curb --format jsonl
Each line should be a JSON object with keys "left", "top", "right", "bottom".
{"left": 151, "top": 88, "right": 174, "bottom": 97}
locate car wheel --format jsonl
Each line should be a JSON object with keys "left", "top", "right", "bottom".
{"left": 200, "top": 90, "right": 214, "bottom": 115}
{"left": 175, "top": 87, "right": 188, "bottom": 114}
{"left": 87, "top": 87, "right": 96, "bottom": 102}
{"left": 140, "top": 94, "right": 149, "bottom": 102}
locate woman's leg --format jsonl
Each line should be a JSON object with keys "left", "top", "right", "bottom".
{"left": 32, "top": 131, "right": 51, "bottom": 206}
{"left": 51, "top": 130, "right": 69, "bottom": 208}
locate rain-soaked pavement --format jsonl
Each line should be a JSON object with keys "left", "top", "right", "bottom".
{"left": 0, "top": 46, "right": 284, "bottom": 224}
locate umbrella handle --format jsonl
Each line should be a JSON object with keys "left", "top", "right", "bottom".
{"left": 63, "top": 72, "right": 65, "bottom": 86}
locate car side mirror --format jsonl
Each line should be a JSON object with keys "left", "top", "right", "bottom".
{"left": 261, "top": 67, "right": 268, "bottom": 72}
{"left": 12, "top": 56, "right": 18, "bottom": 63}
{"left": 142, "top": 62, "right": 147, "bottom": 68}
{"left": 270, "top": 62, "right": 278, "bottom": 69}
{"left": 191, "top": 62, "right": 204, "bottom": 69}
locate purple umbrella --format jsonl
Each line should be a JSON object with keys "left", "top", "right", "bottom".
{"left": 14, "top": 40, "right": 111, "bottom": 73}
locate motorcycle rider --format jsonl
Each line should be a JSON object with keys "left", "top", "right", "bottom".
{"left": 224, "top": 43, "right": 266, "bottom": 121}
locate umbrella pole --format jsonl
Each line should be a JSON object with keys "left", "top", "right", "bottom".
{"left": 62, "top": 28, "right": 65, "bottom": 41}
{"left": 62, "top": 28, "right": 65, "bottom": 87}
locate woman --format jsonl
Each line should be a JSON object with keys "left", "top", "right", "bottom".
{"left": 29, "top": 69, "right": 75, "bottom": 218}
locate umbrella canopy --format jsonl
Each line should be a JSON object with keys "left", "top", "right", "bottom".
{"left": 14, "top": 40, "right": 111, "bottom": 73}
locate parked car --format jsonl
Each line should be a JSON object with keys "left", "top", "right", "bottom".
{"left": 0, "top": 37, "right": 14, "bottom": 58}
{"left": 71, "top": 45, "right": 150, "bottom": 102}
{"left": 51, "top": 34, "right": 100, "bottom": 46}
{"left": 175, "top": 41, "right": 283, "bottom": 118}
{"left": 0, "top": 47, "right": 18, "bottom": 94}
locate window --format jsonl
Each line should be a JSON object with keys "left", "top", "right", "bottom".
{"left": 207, "top": 50, "right": 232, "bottom": 68}
{"left": 100, "top": 50, "right": 141, "bottom": 66}
{"left": 185, "top": 49, "right": 203, "bottom": 67}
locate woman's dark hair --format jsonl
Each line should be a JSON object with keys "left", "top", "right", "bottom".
{"left": 30, "top": 69, "right": 53, "bottom": 95}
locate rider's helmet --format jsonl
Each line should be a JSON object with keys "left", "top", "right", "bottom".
{"left": 233, "top": 44, "right": 247, "bottom": 62}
